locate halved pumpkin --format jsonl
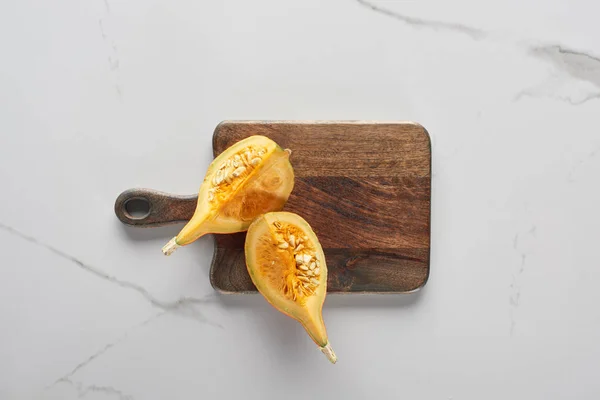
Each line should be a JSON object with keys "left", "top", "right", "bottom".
{"left": 245, "top": 211, "right": 336, "bottom": 363}
{"left": 163, "top": 135, "right": 294, "bottom": 255}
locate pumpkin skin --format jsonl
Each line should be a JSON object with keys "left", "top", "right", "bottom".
{"left": 245, "top": 211, "right": 337, "bottom": 363}
{"left": 163, "top": 135, "right": 294, "bottom": 256}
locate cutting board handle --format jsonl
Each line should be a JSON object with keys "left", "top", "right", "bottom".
{"left": 114, "top": 188, "right": 197, "bottom": 227}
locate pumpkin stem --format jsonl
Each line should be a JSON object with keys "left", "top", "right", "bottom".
{"left": 162, "top": 237, "right": 180, "bottom": 256}
{"left": 320, "top": 342, "right": 337, "bottom": 364}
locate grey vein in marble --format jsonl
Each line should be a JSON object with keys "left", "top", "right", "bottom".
{"left": 59, "top": 378, "right": 134, "bottom": 400}
{"left": 49, "top": 312, "right": 165, "bottom": 388}
{"left": 516, "top": 45, "right": 600, "bottom": 105}
{"left": 2, "top": 222, "right": 225, "bottom": 391}
{"left": 567, "top": 144, "right": 600, "bottom": 182}
{"left": 509, "top": 225, "right": 536, "bottom": 335}
{"left": 531, "top": 46, "right": 600, "bottom": 84}
{"left": 99, "top": 0, "right": 122, "bottom": 98}
{"left": 81, "top": 384, "right": 133, "bottom": 400}
{"left": 47, "top": 304, "right": 224, "bottom": 390}
{"left": 0, "top": 223, "right": 216, "bottom": 313}
{"left": 356, "top": 0, "right": 486, "bottom": 40}
{"left": 45, "top": 305, "right": 221, "bottom": 391}
{"left": 357, "top": 0, "right": 600, "bottom": 104}
{"left": 56, "top": 341, "right": 120, "bottom": 386}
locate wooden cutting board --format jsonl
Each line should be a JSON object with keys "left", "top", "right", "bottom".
{"left": 115, "top": 121, "right": 432, "bottom": 294}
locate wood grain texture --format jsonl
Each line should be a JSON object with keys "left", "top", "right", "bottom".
{"left": 210, "top": 121, "right": 431, "bottom": 294}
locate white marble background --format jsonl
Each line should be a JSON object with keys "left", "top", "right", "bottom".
{"left": 1, "top": 0, "right": 599, "bottom": 399}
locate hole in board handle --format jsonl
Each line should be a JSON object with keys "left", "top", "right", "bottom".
{"left": 123, "top": 197, "right": 151, "bottom": 220}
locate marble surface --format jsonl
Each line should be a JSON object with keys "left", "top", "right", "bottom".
{"left": 1, "top": 0, "right": 599, "bottom": 399}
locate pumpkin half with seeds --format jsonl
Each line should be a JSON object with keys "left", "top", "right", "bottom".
{"left": 163, "top": 135, "right": 294, "bottom": 255}
{"left": 245, "top": 211, "right": 336, "bottom": 363}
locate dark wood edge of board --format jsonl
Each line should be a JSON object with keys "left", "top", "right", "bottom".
{"left": 211, "top": 119, "right": 433, "bottom": 154}
{"left": 207, "top": 120, "right": 433, "bottom": 295}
